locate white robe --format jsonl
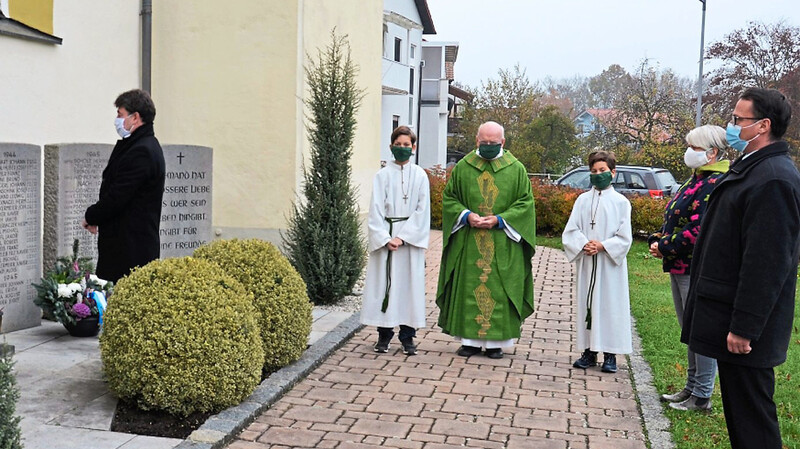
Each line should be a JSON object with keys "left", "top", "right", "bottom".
{"left": 361, "top": 162, "right": 430, "bottom": 328}
{"left": 562, "top": 186, "right": 633, "bottom": 354}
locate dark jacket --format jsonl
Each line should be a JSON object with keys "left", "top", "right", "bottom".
{"left": 681, "top": 141, "right": 800, "bottom": 368}
{"left": 648, "top": 160, "right": 729, "bottom": 274}
{"left": 85, "top": 123, "right": 166, "bottom": 282}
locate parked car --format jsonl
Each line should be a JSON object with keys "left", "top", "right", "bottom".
{"left": 555, "top": 165, "right": 679, "bottom": 198}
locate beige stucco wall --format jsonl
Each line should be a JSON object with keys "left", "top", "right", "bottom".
{"left": 152, "top": 0, "right": 382, "bottom": 241}
{"left": 0, "top": 0, "right": 140, "bottom": 145}
{"left": 300, "top": 0, "right": 384, "bottom": 221}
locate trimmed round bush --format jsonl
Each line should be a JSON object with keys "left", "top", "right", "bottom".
{"left": 194, "top": 239, "right": 313, "bottom": 373}
{"left": 99, "top": 257, "right": 264, "bottom": 416}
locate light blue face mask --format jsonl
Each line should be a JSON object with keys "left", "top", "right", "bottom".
{"left": 726, "top": 121, "right": 762, "bottom": 152}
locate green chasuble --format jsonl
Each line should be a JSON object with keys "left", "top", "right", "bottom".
{"left": 436, "top": 150, "right": 536, "bottom": 340}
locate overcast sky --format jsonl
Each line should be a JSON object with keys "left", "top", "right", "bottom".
{"left": 425, "top": 0, "right": 799, "bottom": 88}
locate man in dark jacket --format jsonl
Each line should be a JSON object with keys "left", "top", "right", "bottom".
{"left": 681, "top": 87, "right": 799, "bottom": 449}
{"left": 82, "top": 89, "right": 166, "bottom": 283}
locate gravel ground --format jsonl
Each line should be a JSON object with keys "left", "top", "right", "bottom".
{"left": 315, "top": 270, "right": 365, "bottom": 313}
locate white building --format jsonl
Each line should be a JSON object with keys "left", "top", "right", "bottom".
{"left": 418, "top": 41, "right": 458, "bottom": 168}
{"left": 381, "top": 0, "right": 435, "bottom": 164}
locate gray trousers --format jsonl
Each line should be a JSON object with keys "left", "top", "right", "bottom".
{"left": 671, "top": 274, "right": 717, "bottom": 398}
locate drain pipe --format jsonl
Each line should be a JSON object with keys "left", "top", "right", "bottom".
{"left": 141, "top": 0, "right": 152, "bottom": 93}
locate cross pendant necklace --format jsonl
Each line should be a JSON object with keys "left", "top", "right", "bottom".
{"left": 590, "top": 189, "right": 601, "bottom": 229}
{"left": 400, "top": 166, "right": 409, "bottom": 204}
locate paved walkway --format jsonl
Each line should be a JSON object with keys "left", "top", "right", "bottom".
{"left": 226, "top": 231, "right": 649, "bottom": 449}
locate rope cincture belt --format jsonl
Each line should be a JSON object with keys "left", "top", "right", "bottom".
{"left": 382, "top": 216, "right": 409, "bottom": 313}
{"left": 585, "top": 253, "right": 598, "bottom": 329}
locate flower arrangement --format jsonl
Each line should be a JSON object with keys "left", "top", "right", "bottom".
{"left": 32, "top": 239, "right": 113, "bottom": 326}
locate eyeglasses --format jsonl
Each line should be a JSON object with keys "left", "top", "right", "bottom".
{"left": 731, "top": 115, "right": 763, "bottom": 126}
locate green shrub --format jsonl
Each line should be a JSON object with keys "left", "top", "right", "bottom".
{"left": 194, "top": 239, "right": 313, "bottom": 373}
{"left": 99, "top": 257, "right": 264, "bottom": 416}
{"left": 630, "top": 195, "right": 668, "bottom": 237}
{"left": 0, "top": 354, "right": 22, "bottom": 449}
{"left": 426, "top": 165, "right": 448, "bottom": 230}
{"left": 531, "top": 179, "right": 580, "bottom": 236}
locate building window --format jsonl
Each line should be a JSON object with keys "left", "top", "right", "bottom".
{"left": 408, "top": 99, "right": 414, "bottom": 127}
{"left": 394, "top": 37, "right": 401, "bottom": 62}
{"left": 392, "top": 115, "right": 400, "bottom": 131}
{"left": 409, "top": 68, "right": 415, "bottom": 95}
{"left": 410, "top": 44, "right": 416, "bottom": 59}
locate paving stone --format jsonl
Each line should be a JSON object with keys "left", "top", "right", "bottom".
{"left": 256, "top": 428, "right": 324, "bottom": 447}
{"left": 349, "top": 418, "right": 412, "bottom": 438}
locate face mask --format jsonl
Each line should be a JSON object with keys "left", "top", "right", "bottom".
{"left": 390, "top": 145, "right": 413, "bottom": 162}
{"left": 115, "top": 116, "right": 132, "bottom": 139}
{"left": 478, "top": 143, "right": 502, "bottom": 159}
{"left": 683, "top": 147, "right": 711, "bottom": 169}
{"left": 590, "top": 171, "right": 613, "bottom": 190}
{"left": 726, "top": 121, "right": 761, "bottom": 152}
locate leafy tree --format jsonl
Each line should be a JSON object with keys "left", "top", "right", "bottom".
{"left": 452, "top": 64, "right": 542, "bottom": 156}
{"left": 283, "top": 32, "right": 366, "bottom": 305}
{"left": 587, "top": 64, "right": 632, "bottom": 109}
{"left": 516, "top": 105, "right": 579, "bottom": 174}
{"left": 597, "top": 60, "right": 693, "bottom": 156}
{"left": 705, "top": 20, "right": 800, "bottom": 141}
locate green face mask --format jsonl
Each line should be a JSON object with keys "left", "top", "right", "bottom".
{"left": 478, "top": 143, "right": 502, "bottom": 159}
{"left": 391, "top": 145, "right": 413, "bottom": 162}
{"left": 589, "top": 171, "right": 613, "bottom": 190}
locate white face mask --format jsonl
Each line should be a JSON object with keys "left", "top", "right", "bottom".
{"left": 115, "top": 115, "right": 132, "bottom": 139}
{"left": 683, "top": 147, "right": 712, "bottom": 169}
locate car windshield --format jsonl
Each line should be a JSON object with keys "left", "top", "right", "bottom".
{"left": 655, "top": 171, "right": 677, "bottom": 190}
{"left": 559, "top": 170, "right": 590, "bottom": 189}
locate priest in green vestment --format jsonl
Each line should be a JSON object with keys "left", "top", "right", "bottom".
{"left": 436, "top": 121, "right": 536, "bottom": 359}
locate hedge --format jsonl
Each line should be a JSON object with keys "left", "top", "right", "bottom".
{"left": 427, "top": 173, "right": 668, "bottom": 238}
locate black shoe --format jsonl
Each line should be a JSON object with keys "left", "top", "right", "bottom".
{"left": 572, "top": 349, "right": 598, "bottom": 369}
{"left": 374, "top": 335, "right": 391, "bottom": 353}
{"left": 485, "top": 348, "right": 504, "bottom": 359}
{"left": 456, "top": 345, "right": 481, "bottom": 357}
{"left": 601, "top": 353, "right": 617, "bottom": 373}
{"left": 401, "top": 338, "right": 417, "bottom": 356}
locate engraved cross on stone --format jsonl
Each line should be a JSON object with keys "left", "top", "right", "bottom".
{"left": 177, "top": 152, "right": 185, "bottom": 165}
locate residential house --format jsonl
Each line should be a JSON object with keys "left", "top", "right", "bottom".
{"left": 417, "top": 41, "right": 458, "bottom": 169}
{"left": 381, "top": 0, "right": 435, "bottom": 164}
{"left": 573, "top": 108, "right": 613, "bottom": 138}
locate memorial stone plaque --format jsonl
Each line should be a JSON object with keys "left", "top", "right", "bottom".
{"left": 43, "top": 144, "right": 112, "bottom": 272}
{"left": 160, "top": 145, "right": 213, "bottom": 259}
{"left": 0, "top": 143, "right": 42, "bottom": 332}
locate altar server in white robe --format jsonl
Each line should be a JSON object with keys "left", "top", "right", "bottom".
{"left": 562, "top": 150, "right": 633, "bottom": 373}
{"left": 361, "top": 126, "right": 431, "bottom": 356}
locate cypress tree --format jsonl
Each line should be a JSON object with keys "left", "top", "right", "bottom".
{"left": 0, "top": 353, "right": 23, "bottom": 449}
{"left": 284, "top": 32, "right": 366, "bottom": 305}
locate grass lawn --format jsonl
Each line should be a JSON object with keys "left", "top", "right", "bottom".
{"left": 536, "top": 236, "right": 800, "bottom": 449}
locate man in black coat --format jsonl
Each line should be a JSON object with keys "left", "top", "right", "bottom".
{"left": 681, "top": 87, "right": 799, "bottom": 449}
{"left": 82, "top": 89, "right": 166, "bottom": 283}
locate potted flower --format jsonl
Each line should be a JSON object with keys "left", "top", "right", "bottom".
{"left": 32, "top": 240, "right": 113, "bottom": 337}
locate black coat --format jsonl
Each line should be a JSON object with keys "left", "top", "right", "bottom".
{"left": 681, "top": 141, "right": 800, "bottom": 368}
{"left": 85, "top": 123, "right": 166, "bottom": 283}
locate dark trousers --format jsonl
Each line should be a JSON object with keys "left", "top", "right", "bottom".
{"left": 717, "top": 360, "right": 781, "bottom": 449}
{"left": 378, "top": 325, "right": 415, "bottom": 342}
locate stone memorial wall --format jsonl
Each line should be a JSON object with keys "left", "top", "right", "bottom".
{"left": 43, "top": 144, "right": 111, "bottom": 273}
{"left": 43, "top": 143, "right": 213, "bottom": 269}
{"left": 159, "top": 145, "right": 213, "bottom": 258}
{"left": 0, "top": 144, "right": 42, "bottom": 332}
